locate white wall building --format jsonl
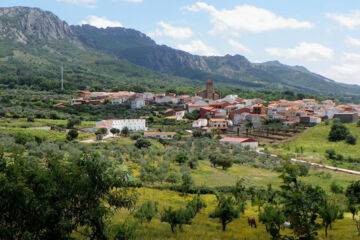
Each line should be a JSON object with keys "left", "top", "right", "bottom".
{"left": 96, "top": 119, "right": 147, "bottom": 131}
{"left": 192, "top": 118, "right": 208, "bottom": 128}
{"left": 131, "top": 99, "right": 146, "bottom": 109}
{"left": 175, "top": 111, "right": 186, "bottom": 120}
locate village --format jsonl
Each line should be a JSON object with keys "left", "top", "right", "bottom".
{"left": 71, "top": 79, "right": 360, "bottom": 147}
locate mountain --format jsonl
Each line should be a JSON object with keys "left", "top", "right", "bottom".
{"left": 0, "top": 6, "right": 360, "bottom": 102}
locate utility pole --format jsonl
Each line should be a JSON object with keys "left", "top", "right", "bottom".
{"left": 61, "top": 64, "right": 64, "bottom": 91}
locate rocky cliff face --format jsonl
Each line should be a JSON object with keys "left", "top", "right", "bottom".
{"left": 0, "top": 7, "right": 76, "bottom": 44}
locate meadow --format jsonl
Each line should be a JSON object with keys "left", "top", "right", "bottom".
{"left": 274, "top": 122, "right": 360, "bottom": 169}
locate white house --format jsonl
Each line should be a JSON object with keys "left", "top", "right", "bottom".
{"left": 96, "top": 119, "right": 147, "bottom": 131}
{"left": 220, "top": 137, "right": 258, "bottom": 149}
{"left": 175, "top": 111, "right": 186, "bottom": 120}
{"left": 144, "top": 132, "right": 176, "bottom": 139}
{"left": 131, "top": 99, "right": 146, "bottom": 109}
{"left": 192, "top": 118, "right": 208, "bottom": 128}
{"left": 155, "top": 96, "right": 179, "bottom": 104}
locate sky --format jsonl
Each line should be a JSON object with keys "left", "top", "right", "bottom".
{"left": 2, "top": 0, "right": 360, "bottom": 85}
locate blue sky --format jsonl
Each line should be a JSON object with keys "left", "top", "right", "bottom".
{"left": 2, "top": 0, "right": 360, "bottom": 85}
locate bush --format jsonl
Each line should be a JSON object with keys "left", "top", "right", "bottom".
{"left": 134, "top": 201, "right": 158, "bottom": 224}
{"left": 328, "top": 122, "right": 349, "bottom": 142}
{"left": 345, "top": 134, "right": 357, "bottom": 145}
{"left": 135, "top": 138, "right": 151, "bottom": 149}
{"left": 113, "top": 221, "right": 137, "bottom": 240}
{"left": 130, "top": 134, "right": 141, "bottom": 140}
{"left": 27, "top": 116, "right": 35, "bottom": 122}
{"left": 325, "top": 149, "right": 336, "bottom": 160}
{"left": 66, "top": 129, "right": 79, "bottom": 141}
{"left": 330, "top": 181, "right": 344, "bottom": 194}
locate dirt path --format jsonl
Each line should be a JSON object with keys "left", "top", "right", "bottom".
{"left": 257, "top": 149, "right": 360, "bottom": 176}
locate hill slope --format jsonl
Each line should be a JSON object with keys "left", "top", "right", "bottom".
{"left": 0, "top": 6, "right": 360, "bottom": 102}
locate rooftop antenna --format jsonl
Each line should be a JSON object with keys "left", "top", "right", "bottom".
{"left": 60, "top": 64, "right": 64, "bottom": 91}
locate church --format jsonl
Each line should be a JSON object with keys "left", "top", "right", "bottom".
{"left": 195, "top": 79, "right": 221, "bottom": 100}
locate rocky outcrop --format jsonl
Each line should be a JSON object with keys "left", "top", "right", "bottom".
{"left": 0, "top": 7, "right": 76, "bottom": 44}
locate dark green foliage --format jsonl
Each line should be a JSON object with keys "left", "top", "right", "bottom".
{"left": 0, "top": 136, "right": 137, "bottom": 239}
{"left": 184, "top": 110, "right": 200, "bottom": 120}
{"left": 259, "top": 205, "right": 285, "bottom": 240}
{"left": 161, "top": 207, "right": 194, "bottom": 233}
{"left": 279, "top": 161, "right": 326, "bottom": 240}
{"left": 135, "top": 138, "right": 151, "bottom": 149}
{"left": 27, "top": 116, "right": 34, "bottom": 122}
{"left": 96, "top": 128, "right": 108, "bottom": 135}
{"left": 346, "top": 134, "right": 357, "bottom": 145}
{"left": 209, "top": 194, "right": 240, "bottom": 231}
{"left": 181, "top": 173, "right": 194, "bottom": 195}
{"left": 66, "top": 129, "right": 78, "bottom": 141}
{"left": 326, "top": 149, "right": 337, "bottom": 160}
{"left": 66, "top": 118, "right": 81, "bottom": 129}
{"left": 130, "top": 134, "right": 141, "bottom": 140}
{"left": 121, "top": 127, "right": 130, "bottom": 137}
{"left": 134, "top": 201, "right": 158, "bottom": 224}
{"left": 175, "top": 152, "right": 189, "bottom": 165}
{"left": 209, "top": 153, "right": 233, "bottom": 170}
{"left": 328, "top": 122, "right": 350, "bottom": 142}
{"left": 346, "top": 181, "right": 360, "bottom": 205}
{"left": 110, "top": 128, "right": 120, "bottom": 135}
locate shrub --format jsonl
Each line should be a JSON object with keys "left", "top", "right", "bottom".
{"left": 345, "top": 134, "right": 357, "bottom": 145}
{"left": 27, "top": 116, "right": 35, "bottom": 122}
{"left": 328, "top": 122, "right": 349, "bottom": 142}
{"left": 130, "top": 134, "right": 141, "bottom": 140}
{"left": 330, "top": 181, "right": 344, "bottom": 194}
{"left": 325, "top": 149, "right": 336, "bottom": 160}
{"left": 66, "top": 129, "right": 79, "bottom": 141}
{"left": 135, "top": 138, "right": 151, "bottom": 149}
{"left": 134, "top": 201, "right": 158, "bottom": 224}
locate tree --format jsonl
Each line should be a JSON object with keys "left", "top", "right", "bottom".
{"left": 346, "top": 181, "right": 360, "bottom": 219}
{"left": 135, "top": 138, "right": 151, "bottom": 149}
{"left": 161, "top": 207, "right": 193, "bottom": 233}
{"left": 246, "top": 122, "right": 253, "bottom": 136}
{"left": 209, "top": 153, "right": 233, "bottom": 170}
{"left": 319, "top": 200, "right": 340, "bottom": 237}
{"left": 328, "top": 122, "right": 349, "bottom": 142}
{"left": 209, "top": 195, "right": 240, "bottom": 231}
{"left": 346, "top": 134, "right": 357, "bottom": 145}
{"left": 166, "top": 171, "right": 181, "bottom": 184}
{"left": 259, "top": 205, "right": 285, "bottom": 240}
{"left": 66, "top": 129, "right": 78, "bottom": 141}
{"left": 110, "top": 128, "right": 120, "bottom": 135}
{"left": 95, "top": 128, "right": 108, "bottom": 135}
{"left": 187, "top": 194, "right": 206, "bottom": 217}
{"left": 134, "top": 201, "right": 158, "bottom": 224}
{"left": 181, "top": 173, "right": 194, "bottom": 196}
{"left": 325, "top": 149, "right": 337, "bottom": 160}
{"left": 232, "top": 180, "right": 247, "bottom": 205}
{"left": 279, "top": 161, "right": 325, "bottom": 239}
{"left": 121, "top": 127, "right": 130, "bottom": 137}
{"left": 175, "top": 152, "right": 188, "bottom": 165}
{"left": 67, "top": 118, "right": 81, "bottom": 129}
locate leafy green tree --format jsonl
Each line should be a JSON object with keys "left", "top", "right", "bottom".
{"left": 134, "top": 201, "right": 158, "bottom": 224}
{"left": 113, "top": 221, "right": 137, "bottom": 240}
{"left": 181, "top": 173, "right": 194, "bottom": 196}
{"left": 232, "top": 180, "right": 247, "bottom": 205}
{"left": 66, "top": 129, "right": 79, "bottom": 141}
{"left": 135, "top": 138, "right": 151, "bottom": 149}
{"left": 319, "top": 200, "right": 340, "bottom": 237}
{"left": 175, "top": 152, "right": 188, "bottom": 165}
{"left": 110, "top": 128, "right": 120, "bottom": 135}
{"left": 346, "top": 181, "right": 360, "bottom": 220}
{"left": 121, "top": 127, "right": 130, "bottom": 137}
{"left": 95, "top": 128, "right": 108, "bottom": 135}
{"left": 330, "top": 181, "right": 344, "bottom": 194}
{"left": 326, "top": 149, "right": 337, "bottom": 160}
{"left": 328, "top": 122, "right": 349, "bottom": 142}
{"left": 67, "top": 118, "right": 81, "bottom": 129}
{"left": 165, "top": 171, "right": 181, "bottom": 184}
{"left": 259, "top": 205, "right": 285, "bottom": 240}
{"left": 209, "top": 153, "right": 233, "bottom": 170}
{"left": 187, "top": 194, "right": 207, "bottom": 217}
{"left": 279, "top": 161, "right": 325, "bottom": 240}
{"left": 161, "top": 207, "right": 193, "bottom": 233}
{"left": 209, "top": 194, "right": 240, "bottom": 231}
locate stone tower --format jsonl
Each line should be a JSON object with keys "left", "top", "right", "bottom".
{"left": 206, "top": 79, "right": 214, "bottom": 99}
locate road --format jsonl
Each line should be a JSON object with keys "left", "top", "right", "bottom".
{"left": 256, "top": 149, "right": 360, "bottom": 176}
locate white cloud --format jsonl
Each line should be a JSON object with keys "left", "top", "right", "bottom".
{"left": 346, "top": 37, "right": 360, "bottom": 47}
{"left": 81, "top": 16, "right": 123, "bottom": 28}
{"left": 228, "top": 39, "right": 251, "bottom": 54}
{"left": 57, "top": 0, "right": 96, "bottom": 8}
{"left": 176, "top": 40, "right": 219, "bottom": 56}
{"left": 123, "top": 0, "right": 143, "bottom": 2}
{"left": 326, "top": 11, "right": 360, "bottom": 29}
{"left": 148, "top": 21, "right": 193, "bottom": 40}
{"left": 182, "top": 2, "right": 314, "bottom": 34}
{"left": 266, "top": 42, "right": 334, "bottom": 62}
{"left": 342, "top": 52, "right": 360, "bottom": 61}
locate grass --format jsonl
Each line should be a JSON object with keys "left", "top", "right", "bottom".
{"left": 273, "top": 122, "right": 360, "bottom": 169}
{"left": 0, "top": 118, "right": 96, "bottom": 129}
{"left": 102, "top": 188, "right": 360, "bottom": 240}
{"left": 1, "top": 128, "right": 93, "bottom": 142}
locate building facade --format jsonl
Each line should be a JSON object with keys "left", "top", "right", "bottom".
{"left": 96, "top": 119, "right": 147, "bottom": 131}
{"left": 195, "top": 79, "right": 221, "bottom": 100}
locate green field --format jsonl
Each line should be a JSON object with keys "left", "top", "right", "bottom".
{"left": 274, "top": 122, "right": 360, "bottom": 169}
{"left": 98, "top": 188, "right": 360, "bottom": 240}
